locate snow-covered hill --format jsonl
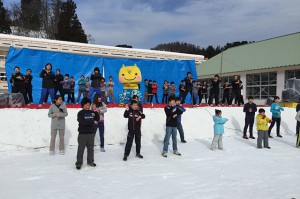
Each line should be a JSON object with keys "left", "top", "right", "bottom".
{"left": 0, "top": 107, "right": 299, "bottom": 198}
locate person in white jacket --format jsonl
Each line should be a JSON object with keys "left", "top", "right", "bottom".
{"left": 48, "top": 95, "right": 68, "bottom": 155}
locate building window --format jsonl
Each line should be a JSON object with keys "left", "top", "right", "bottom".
{"left": 246, "top": 72, "right": 277, "bottom": 99}
{"left": 285, "top": 69, "right": 300, "bottom": 80}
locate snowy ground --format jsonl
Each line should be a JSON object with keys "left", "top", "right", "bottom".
{"left": 0, "top": 107, "right": 299, "bottom": 198}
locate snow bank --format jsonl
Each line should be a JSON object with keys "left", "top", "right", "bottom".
{"left": 0, "top": 107, "right": 297, "bottom": 150}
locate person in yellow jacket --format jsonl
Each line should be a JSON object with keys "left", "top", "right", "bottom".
{"left": 256, "top": 108, "right": 272, "bottom": 149}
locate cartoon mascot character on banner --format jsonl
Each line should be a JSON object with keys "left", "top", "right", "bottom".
{"left": 118, "top": 64, "right": 142, "bottom": 105}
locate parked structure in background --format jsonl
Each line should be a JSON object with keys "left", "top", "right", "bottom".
{"left": 0, "top": 34, "right": 205, "bottom": 93}
{"left": 198, "top": 32, "right": 300, "bottom": 105}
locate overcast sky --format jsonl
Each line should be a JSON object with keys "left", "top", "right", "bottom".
{"left": 3, "top": 0, "right": 300, "bottom": 49}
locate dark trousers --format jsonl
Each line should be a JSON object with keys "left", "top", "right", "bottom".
{"left": 69, "top": 91, "right": 75, "bottom": 104}
{"left": 231, "top": 90, "right": 241, "bottom": 105}
{"left": 94, "top": 122, "right": 105, "bottom": 148}
{"left": 148, "top": 94, "right": 153, "bottom": 103}
{"left": 24, "top": 86, "right": 33, "bottom": 104}
{"left": 152, "top": 93, "right": 158, "bottom": 103}
{"left": 76, "top": 133, "right": 95, "bottom": 165}
{"left": 76, "top": 90, "right": 88, "bottom": 103}
{"left": 177, "top": 122, "right": 185, "bottom": 141}
{"left": 296, "top": 122, "right": 300, "bottom": 135}
{"left": 243, "top": 116, "right": 254, "bottom": 136}
{"left": 179, "top": 92, "right": 184, "bottom": 102}
{"left": 182, "top": 90, "right": 192, "bottom": 104}
{"left": 222, "top": 93, "right": 231, "bottom": 105}
{"left": 199, "top": 93, "right": 208, "bottom": 104}
{"left": 161, "top": 94, "right": 168, "bottom": 104}
{"left": 268, "top": 117, "right": 281, "bottom": 136}
{"left": 297, "top": 129, "right": 300, "bottom": 147}
{"left": 124, "top": 130, "right": 141, "bottom": 156}
{"left": 208, "top": 92, "right": 219, "bottom": 106}
{"left": 54, "top": 86, "right": 63, "bottom": 96}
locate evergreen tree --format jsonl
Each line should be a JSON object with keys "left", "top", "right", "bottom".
{"left": 56, "top": 0, "right": 87, "bottom": 43}
{"left": 20, "top": 0, "right": 42, "bottom": 31}
{"left": 0, "top": 0, "right": 11, "bottom": 34}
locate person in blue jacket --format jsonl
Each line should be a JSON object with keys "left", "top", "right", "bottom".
{"left": 211, "top": 109, "right": 228, "bottom": 150}
{"left": 268, "top": 96, "right": 284, "bottom": 138}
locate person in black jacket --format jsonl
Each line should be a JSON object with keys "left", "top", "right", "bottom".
{"left": 24, "top": 69, "right": 33, "bottom": 105}
{"left": 200, "top": 81, "right": 208, "bottom": 104}
{"left": 75, "top": 97, "right": 100, "bottom": 170}
{"left": 39, "top": 63, "right": 55, "bottom": 106}
{"left": 231, "top": 75, "right": 243, "bottom": 106}
{"left": 162, "top": 97, "right": 183, "bottom": 157}
{"left": 131, "top": 95, "right": 143, "bottom": 113}
{"left": 243, "top": 96, "right": 257, "bottom": 139}
{"left": 208, "top": 75, "right": 221, "bottom": 106}
{"left": 296, "top": 98, "right": 300, "bottom": 135}
{"left": 87, "top": 67, "right": 102, "bottom": 99}
{"left": 10, "top": 66, "right": 25, "bottom": 97}
{"left": 181, "top": 72, "right": 193, "bottom": 104}
{"left": 179, "top": 80, "right": 185, "bottom": 102}
{"left": 147, "top": 80, "right": 153, "bottom": 103}
{"left": 221, "top": 81, "right": 231, "bottom": 106}
{"left": 123, "top": 100, "right": 146, "bottom": 161}
{"left": 54, "top": 69, "right": 64, "bottom": 96}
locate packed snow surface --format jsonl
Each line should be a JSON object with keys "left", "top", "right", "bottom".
{"left": 0, "top": 107, "right": 299, "bottom": 199}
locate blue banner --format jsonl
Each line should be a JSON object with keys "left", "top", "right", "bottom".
{"left": 5, "top": 46, "right": 197, "bottom": 104}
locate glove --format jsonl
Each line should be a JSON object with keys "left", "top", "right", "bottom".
{"left": 268, "top": 120, "right": 272, "bottom": 123}
{"left": 262, "top": 115, "right": 266, "bottom": 119}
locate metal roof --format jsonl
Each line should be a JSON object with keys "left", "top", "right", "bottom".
{"left": 197, "top": 32, "right": 300, "bottom": 77}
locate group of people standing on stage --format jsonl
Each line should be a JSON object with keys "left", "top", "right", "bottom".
{"left": 141, "top": 73, "right": 245, "bottom": 107}
{"left": 9, "top": 64, "right": 116, "bottom": 106}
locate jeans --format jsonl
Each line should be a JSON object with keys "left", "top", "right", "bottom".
{"left": 162, "top": 94, "right": 168, "bottom": 104}
{"left": 163, "top": 127, "right": 178, "bottom": 153}
{"left": 76, "top": 90, "right": 87, "bottom": 103}
{"left": 177, "top": 122, "right": 185, "bottom": 141}
{"left": 94, "top": 122, "right": 105, "bottom": 148}
{"left": 39, "top": 88, "right": 54, "bottom": 104}
{"left": 87, "top": 87, "right": 101, "bottom": 99}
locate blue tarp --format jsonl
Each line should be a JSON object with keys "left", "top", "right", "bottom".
{"left": 5, "top": 46, "right": 197, "bottom": 103}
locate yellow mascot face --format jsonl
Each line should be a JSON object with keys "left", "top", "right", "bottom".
{"left": 119, "top": 64, "right": 142, "bottom": 84}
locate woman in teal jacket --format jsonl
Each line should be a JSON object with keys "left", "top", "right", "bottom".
{"left": 268, "top": 96, "right": 284, "bottom": 138}
{"left": 211, "top": 109, "right": 228, "bottom": 150}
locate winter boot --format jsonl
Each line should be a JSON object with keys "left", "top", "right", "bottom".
{"left": 174, "top": 151, "right": 181, "bottom": 156}
{"left": 136, "top": 154, "right": 143, "bottom": 159}
{"left": 88, "top": 162, "right": 96, "bottom": 167}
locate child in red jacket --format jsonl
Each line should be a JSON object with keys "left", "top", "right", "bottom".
{"left": 152, "top": 80, "right": 159, "bottom": 104}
